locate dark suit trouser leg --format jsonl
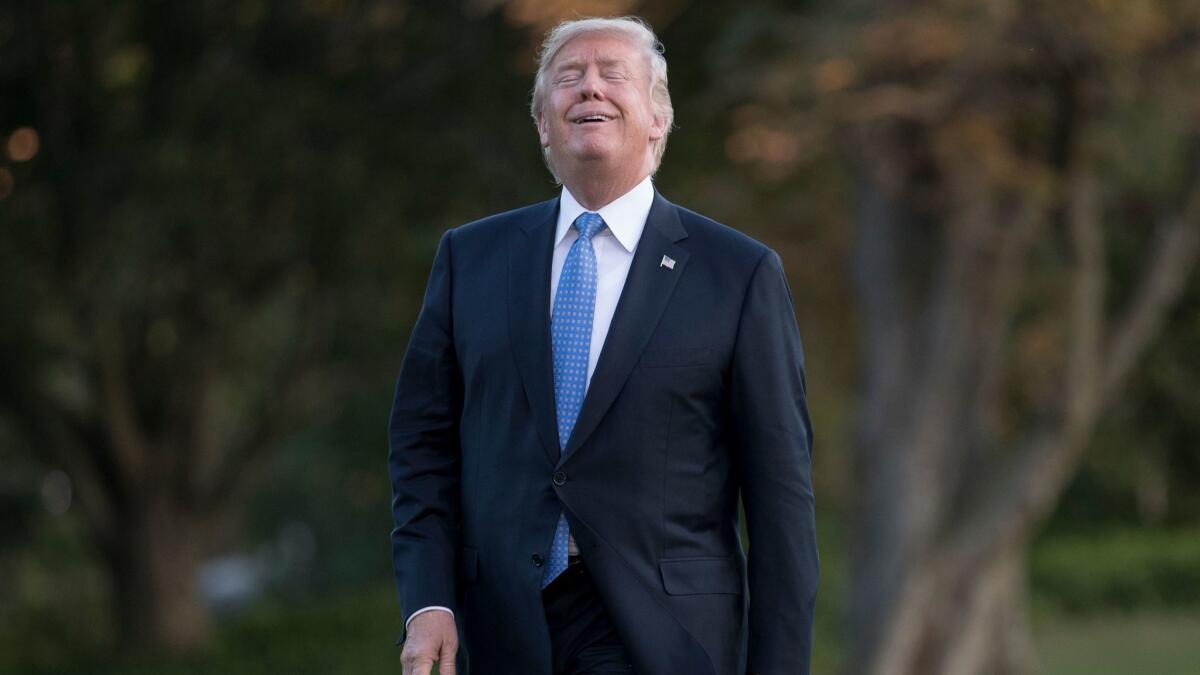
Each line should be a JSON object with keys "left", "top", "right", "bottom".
{"left": 542, "top": 559, "right": 637, "bottom": 675}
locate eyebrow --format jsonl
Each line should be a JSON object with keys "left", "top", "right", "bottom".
{"left": 553, "top": 57, "right": 631, "bottom": 72}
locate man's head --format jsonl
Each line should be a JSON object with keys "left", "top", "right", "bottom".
{"left": 530, "top": 17, "right": 674, "bottom": 185}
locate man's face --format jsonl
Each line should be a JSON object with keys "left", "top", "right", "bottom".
{"left": 537, "top": 32, "right": 666, "bottom": 176}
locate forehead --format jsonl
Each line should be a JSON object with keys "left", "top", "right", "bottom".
{"left": 549, "top": 32, "right": 645, "bottom": 70}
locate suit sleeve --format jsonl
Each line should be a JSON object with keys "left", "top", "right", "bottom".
{"left": 388, "top": 229, "right": 464, "bottom": 638}
{"left": 729, "top": 249, "right": 819, "bottom": 675}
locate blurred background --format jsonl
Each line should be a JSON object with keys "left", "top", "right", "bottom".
{"left": 2, "top": 1, "right": 1199, "bottom": 674}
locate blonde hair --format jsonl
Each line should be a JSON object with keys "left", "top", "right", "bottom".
{"left": 530, "top": 16, "right": 675, "bottom": 182}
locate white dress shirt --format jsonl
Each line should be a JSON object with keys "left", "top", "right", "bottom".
{"left": 406, "top": 176, "right": 655, "bottom": 630}
{"left": 550, "top": 175, "right": 654, "bottom": 387}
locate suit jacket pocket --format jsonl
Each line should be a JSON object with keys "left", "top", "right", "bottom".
{"left": 459, "top": 546, "right": 479, "bottom": 584}
{"left": 638, "top": 347, "right": 717, "bottom": 369}
{"left": 659, "top": 556, "right": 742, "bottom": 595}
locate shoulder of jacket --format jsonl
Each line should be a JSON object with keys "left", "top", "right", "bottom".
{"left": 671, "top": 202, "right": 773, "bottom": 267}
{"left": 448, "top": 198, "right": 557, "bottom": 240}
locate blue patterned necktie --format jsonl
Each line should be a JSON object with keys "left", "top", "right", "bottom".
{"left": 543, "top": 211, "right": 606, "bottom": 588}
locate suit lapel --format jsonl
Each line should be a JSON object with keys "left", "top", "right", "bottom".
{"left": 561, "top": 192, "right": 690, "bottom": 461}
{"left": 509, "top": 198, "right": 562, "bottom": 466}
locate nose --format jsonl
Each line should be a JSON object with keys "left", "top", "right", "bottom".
{"left": 578, "top": 67, "right": 605, "bottom": 100}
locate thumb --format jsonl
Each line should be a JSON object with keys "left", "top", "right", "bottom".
{"left": 438, "top": 640, "right": 458, "bottom": 675}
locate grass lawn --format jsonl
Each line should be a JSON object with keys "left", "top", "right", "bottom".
{"left": 1035, "top": 611, "right": 1200, "bottom": 675}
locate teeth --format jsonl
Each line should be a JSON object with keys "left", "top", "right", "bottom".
{"left": 578, "top": 115, "right": 609, "bottom": 123}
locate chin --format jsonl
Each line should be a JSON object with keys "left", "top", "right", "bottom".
{"left": 564, "top": 145, "right": 614, "bottom": 163}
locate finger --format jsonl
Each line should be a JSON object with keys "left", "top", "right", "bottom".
{"left": 412, "top": 657, "right": 434, "bottom": 675}
{"left": 402, "top": 651, "right": 434, "bottom": 675}
{"left": 438, "top": 641, "right": 458, "bottom": 675}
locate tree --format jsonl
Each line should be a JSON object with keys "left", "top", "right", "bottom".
{"left": 0, "top": 0, "right": 551, "bottom": 651}
{"left": 722, "top": 0, "right": 1200, "bottom": 672}
{"left": 0, "top": 0, "right": 352, "bottom": 650}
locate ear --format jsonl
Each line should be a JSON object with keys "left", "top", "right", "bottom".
{"left": 648, "top": 113, "right": 667, "bottom": 143}
{"left": 536, "top": 114, "right": 550, "bottom": 147}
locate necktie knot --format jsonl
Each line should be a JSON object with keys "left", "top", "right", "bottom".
{"left": 574, "top": 212, "right": 606, "bottom": 241}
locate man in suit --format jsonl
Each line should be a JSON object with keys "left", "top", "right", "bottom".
{"left": 389, "top": 16, "right": 817, "bottom": 675}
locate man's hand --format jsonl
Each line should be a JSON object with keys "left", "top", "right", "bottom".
{"left": 401, "top": 611, "right": 459, "bottom": 675}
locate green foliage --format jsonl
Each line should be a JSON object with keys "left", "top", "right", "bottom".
{"left": 1032, "top": 528, "right": 1200, "bottom": 613}
{"left": 3, "top": 585, "right": 402, "bottom": 675}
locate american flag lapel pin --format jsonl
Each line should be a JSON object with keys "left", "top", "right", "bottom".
{"left": 660, "top": 254, "right": 676, "bottom": 270}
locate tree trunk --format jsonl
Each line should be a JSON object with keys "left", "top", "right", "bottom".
{"left": 847, "top": 170, "right": 1041, "bottom": 675}
{"left": 108, "top": 493, "right": 212, "bottom": 652}
{"left": 872, "top": 542, "right": 1035, "bottom": 675}
{"left": 849, "top": 439, "right": 1039, "bottom": 675}
{"left": 846, "top": 155, "right": 1200, "bottom": 672}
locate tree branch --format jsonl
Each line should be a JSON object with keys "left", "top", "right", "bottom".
{"left": 942, "top": 174, "right": 1200, "bottom": 572}
{"left": 852, "top": 167, "right": 922, "bottom": 422}
{"left": 971, "top": 196, "right": 1047, "bottom": 431}
{"left": 0, "top": 373, "right": 120, "bottom": 550}
{"left": 184, "top": 357, "right": 222, "bottom": 504}
{"left": 192, "top": 294, "right": 339, "bottom": 509}
{"left": 93, "top": 318, "right": 150, "bottom": 488}
{"left": 1100, "top": 182, "right": 1200, "bottom": 405}
{"left": 1065, "top": 172, "right": 1105, "bottom": 429}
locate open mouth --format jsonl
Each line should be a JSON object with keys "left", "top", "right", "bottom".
{"left": 574, "top": 115, "right": 613, "bottom": 125}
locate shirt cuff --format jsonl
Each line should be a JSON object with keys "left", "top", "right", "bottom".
{"left": 406, "top": 606, "right": 455, "bottom": 629}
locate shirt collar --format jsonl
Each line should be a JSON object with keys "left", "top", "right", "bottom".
{"left": 555, "top": 175, "right": 654, "bottom": 253}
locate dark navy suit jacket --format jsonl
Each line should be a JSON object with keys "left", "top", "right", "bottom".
{"left": 388, "top": 192, "right": 818, "bottom": 675}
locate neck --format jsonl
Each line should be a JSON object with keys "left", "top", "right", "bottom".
{"left": 558, "top": 158, "right": 653, "bottom": 211}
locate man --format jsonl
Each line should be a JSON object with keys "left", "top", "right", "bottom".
{"left": 389, "top": 16, "right": 817, "bottom": 675}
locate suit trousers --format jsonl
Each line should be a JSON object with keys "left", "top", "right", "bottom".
{"left": 541, "top": 558, "right": 637, "bottom": 675}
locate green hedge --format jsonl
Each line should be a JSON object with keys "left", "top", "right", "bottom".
{"left": 1031, "top": 527, "right": 1200, "bottom": 613}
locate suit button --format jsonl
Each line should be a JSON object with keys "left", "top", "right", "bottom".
{"left": 531, "top": 553, "right": 544, "bottom": 567}
{"left": 552, "top": 471, "right": 567, "bottom": 486}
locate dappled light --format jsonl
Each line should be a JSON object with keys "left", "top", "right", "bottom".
{"left": 6, "top": 126, "right": 38, "bottom": 162}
